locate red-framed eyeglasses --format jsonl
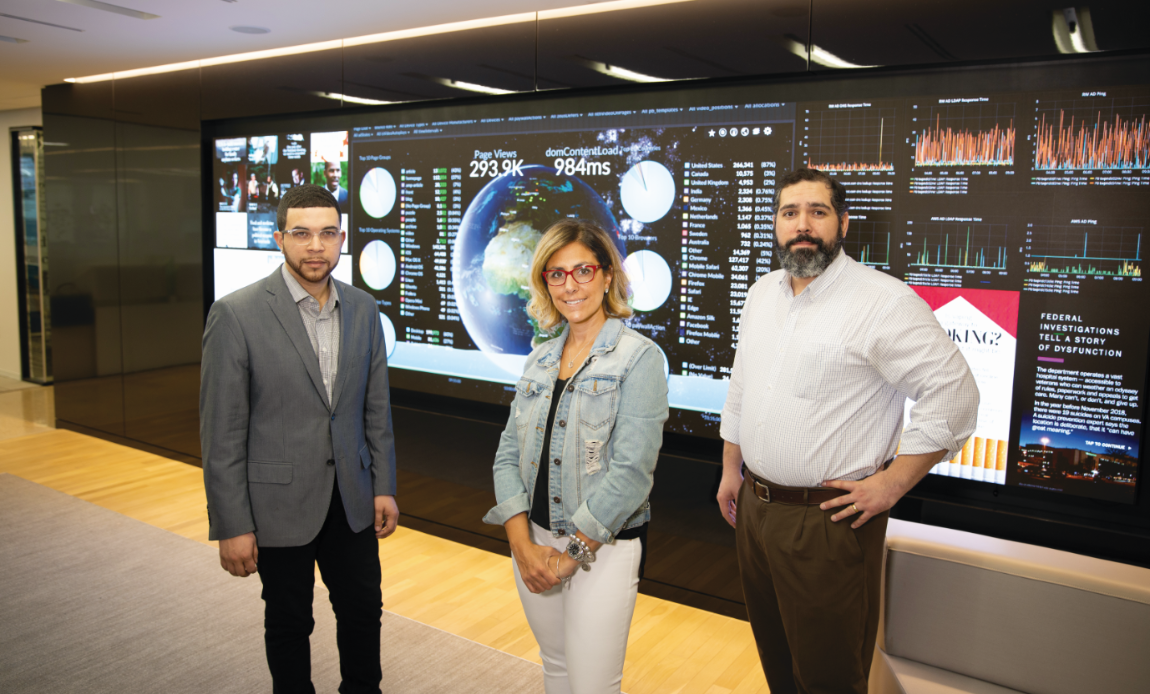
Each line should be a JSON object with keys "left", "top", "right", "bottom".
{"left": 542, "top": 264, "right": 604, "bottom": 286}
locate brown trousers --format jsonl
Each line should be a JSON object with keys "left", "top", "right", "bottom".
{"left": 736, "top": 477, "right": 888, "bottom": 694}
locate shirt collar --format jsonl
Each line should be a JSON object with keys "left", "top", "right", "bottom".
{"left": 780, "top": 248, "right": 851, "bottom": 299}
{"left": 281, "top": 263, "right": 338, "bottom": 307}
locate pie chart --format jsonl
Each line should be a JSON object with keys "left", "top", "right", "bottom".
{"left": 620, "top": 161, "right": 675, "bottom": 224}
{"left": 359, "top": 239, "right": 396, "bottom": 291}
{"left": 360, "top": 167, "right": 396, "bottom": 219}
{"left": 379, "top": 311, "right": 397, "bottom": 358}
{"left": 623, "top": 250, "right": 672, "bottom": 312}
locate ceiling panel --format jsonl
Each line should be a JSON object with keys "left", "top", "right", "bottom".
{"left": 536, "top": 0, "right": 809, "bottom": 89}
{"left": 808, "top": 0, "right": 1149, "bottom": 72}
{"left": 342, "top": 21, "right": 537, "bottom": 104}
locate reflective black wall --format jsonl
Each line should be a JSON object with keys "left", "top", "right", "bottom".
{"left": 42, "top": 3, "right": 1150, "bottom": 615}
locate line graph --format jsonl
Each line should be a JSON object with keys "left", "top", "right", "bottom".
{"left": 803, "top": 106, "right": 897, "bottom": 172}
{"left": 841, "top": 221, "right": 891, "bottom": 266}
{"left": 912, "top": 101, "right": 1016, "bottom": 167}
{"left": 1026, "top": 224, "right": 1142, "bottom": 276}
{"left": 910, "top": 222, "right": 1010, "bottom": 270}
{"left": 1033, "top": 96, "right": 1150, "bottom": 170}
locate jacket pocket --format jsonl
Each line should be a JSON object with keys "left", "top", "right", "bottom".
{"left": 359, "top": 444, "right": 371, "bottom": 469}
{"left": 576, "top": 376, "right": 619, "bottom": 430}
{"left": 248, "top": 461, "right": 293, "bottom": 484}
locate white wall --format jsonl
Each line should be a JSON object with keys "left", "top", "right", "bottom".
{"left": 0, "top": 106, "right": 43, "bottom": 380}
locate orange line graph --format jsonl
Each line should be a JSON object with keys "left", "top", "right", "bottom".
{"left": 1035, "top": 110, "right": 1149, "bottom": 170}
{"left": 915, "top": 115, "right": 1015, "bottom": 166}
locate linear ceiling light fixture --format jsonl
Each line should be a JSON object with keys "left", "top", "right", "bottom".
{"left": 314, "top": 91, "right": 396, "bottom": 106}
{"left": 64, "top": 0, "right": 698, "bottom": 84}
{"left": 56, "top": 0, "right": 159, "bottom": 20}
{"left": 0, "top": 12, "right": 84, "bottom": 31}
{"left": 782, "top": 35, "right": 878, "bottom": 69}
{"left": 580, "top": 59, "right": 669, "bottom": 83}
{"left": 430, "top": 78, "right": 514, "bottom": 95}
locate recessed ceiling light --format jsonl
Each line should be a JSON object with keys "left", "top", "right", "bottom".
{"left": 230, "top": 26, "right": 270, "bottom": 35}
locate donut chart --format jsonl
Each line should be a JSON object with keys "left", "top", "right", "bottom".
{"left": 379, "top": 311, "right": 397, "bottom": 359}
{"left": 623, "top": 250, "right": 672, "bottom": 311}
{"left": 620, "top": 160, "right": 675, "bottom": 224}
{"left": 359, "top": 239, "right": 396, "bottom": 291}
{"left": 360, "top": 167, "right": 397, "bottom": 219}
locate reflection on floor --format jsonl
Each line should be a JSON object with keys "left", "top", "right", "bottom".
{"left": 53, "top": 364, "right": 749, "bottom": 618}
{"left": 0, "top": 377, "right": 54, "bottom": 442}
{"left": 0, "top": 426, "right": 769, "bottom": 693}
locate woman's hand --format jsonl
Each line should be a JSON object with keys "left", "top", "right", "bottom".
{"left": 512, "top": 541, "right": 563, "bottom": 593}
{"left": 554, "top": 553, "right": 581, "bottom": 580}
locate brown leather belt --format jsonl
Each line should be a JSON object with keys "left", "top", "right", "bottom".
{"left": 744, "top": 473, "right": 846, "bottom": 505}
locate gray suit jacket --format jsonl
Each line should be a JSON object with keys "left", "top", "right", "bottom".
{"left": 200, "top": 267, "right": 397, "bottom": 547}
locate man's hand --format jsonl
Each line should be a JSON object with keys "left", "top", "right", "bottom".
{"left": 821, "top": 450, "right": 947, "bottom": 528}
{"left": 716, "top": 441, "right": 744, "bottom": 528}
{"left": 219, "top": 532, "right": 258, "bottom": 577}
{"left": 374, "top": 495, "right": 399, "bottom": 538}
{"left": 513, "top": 542, "right": 563, "bottom": 594}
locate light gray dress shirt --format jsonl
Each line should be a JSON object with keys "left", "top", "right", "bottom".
{"left": 720, "top": 250, "right": 979, "bottom": 487}
{"left": 281, "top": 263, "right": 341, "bottom": 405}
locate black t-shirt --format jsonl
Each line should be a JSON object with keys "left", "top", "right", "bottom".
{"left": 529, "top": 378, "right": 566, "bottom": 530}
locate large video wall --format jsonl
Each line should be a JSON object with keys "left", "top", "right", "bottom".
{"left": 208, "top": 68, "right": 1148, "bottom": 505}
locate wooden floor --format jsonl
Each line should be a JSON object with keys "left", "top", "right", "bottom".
{"left": 0, "top": 384, "right": 769, "bottom": 694}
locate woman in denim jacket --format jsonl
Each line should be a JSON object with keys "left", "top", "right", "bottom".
{"left": 483, "top": 218, "right": 669, "bottom": 694}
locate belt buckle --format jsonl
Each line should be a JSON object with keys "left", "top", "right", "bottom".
{"left": 756, "top": 479, "right": 770, "bottom": 503}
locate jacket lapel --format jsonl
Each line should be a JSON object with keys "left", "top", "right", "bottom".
{"left": 266, "top": 272, "right": 330, "bottom": 410}
{"left": 329, "top": 281, "right": 350, "bottom": 412}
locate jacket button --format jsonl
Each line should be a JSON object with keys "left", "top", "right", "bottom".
{"left": 558, "top": 420, "right": 566, "bottom": 428}
{"left": 330, "top": 414, "right": 336, "bottom": 420}
{"left": 554, "top": 458, "right": 561, "bottom": 465}
{"left": 326, "top": 459, "right": 335, "bottom": 467}
{"left": 566, "top": 385, "right": 574, "bottom": 392}
{"left": 557, "top": 529, "right": 566, "bottom": 536}
{"left": 553, "top": 496, "right": 561, "bottom": 503}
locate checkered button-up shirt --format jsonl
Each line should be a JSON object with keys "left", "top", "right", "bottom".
{"left": 281, "top": 264, "right": 341, "bottom": 405}
{"left": 720, "top": 251, "right": 978, "bottom": 487}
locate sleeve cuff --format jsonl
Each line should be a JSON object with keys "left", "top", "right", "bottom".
{"left": 572, "top": 502, "right": 614, "bottom": 544}
{"left": 719, "top": 415, "right": 740, "bottom": 445}
{"left": 900, "top": 424, "right": 965, "bottom": 462}
{"left": 482, "top": 492, "right": 530, "bottom": 527}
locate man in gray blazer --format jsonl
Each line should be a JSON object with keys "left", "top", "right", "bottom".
{"left": 201, "top": 184, "right": 398, "bottom": 694}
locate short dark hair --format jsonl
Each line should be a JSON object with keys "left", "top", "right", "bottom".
{"left": 773, "top": 168, "right": 849, "bottom": 219}
{"left": 277, "top": 184, "right": 341, "bottom": 230}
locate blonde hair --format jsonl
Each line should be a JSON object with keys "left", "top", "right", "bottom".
{"left": 527, "top": 219, "right": 632, "bottom": 332}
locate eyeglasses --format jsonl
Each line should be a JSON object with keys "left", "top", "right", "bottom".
{"left": 281, "top": 230, "right": 343, "bottom": 246}
{"left": 542, "top": 264, "right": 603, "bottom": 286}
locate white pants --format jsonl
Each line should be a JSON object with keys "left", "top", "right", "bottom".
{"left": 513, "top": 521, "right": 642, "bottom": 694}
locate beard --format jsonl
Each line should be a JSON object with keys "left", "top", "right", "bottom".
{"left": 284, "top": 253, "right": 337, "bottom": 285}
{"left": 776, "top": 226, "right": 844, "bottom": 278}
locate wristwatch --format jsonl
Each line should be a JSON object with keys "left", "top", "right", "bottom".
{"left": 566, "top": 536, "right": 596, "bottom": 569}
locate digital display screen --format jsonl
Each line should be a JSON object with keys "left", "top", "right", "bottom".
{"left": 209, "top": 75, "right": 1148, "bottom": 504}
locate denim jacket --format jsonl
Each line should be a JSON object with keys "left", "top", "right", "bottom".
{"left": 483, "top": 318, "right": 669, "bottom": 544}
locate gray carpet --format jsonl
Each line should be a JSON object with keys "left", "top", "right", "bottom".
{"left": 0, "top": 474, "right": 542, "bottom": 693}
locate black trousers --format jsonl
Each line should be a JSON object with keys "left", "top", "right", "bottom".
{"left": 257, "top": 481, "right": 383, "bottom": 694}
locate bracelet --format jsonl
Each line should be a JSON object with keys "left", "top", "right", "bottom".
{"left": 565, "top": 536, "right": 596, "bottom": 567}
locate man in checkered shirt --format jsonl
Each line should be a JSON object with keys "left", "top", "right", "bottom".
{"left": 718, "top": 168, "right": 978, "bottom": 694}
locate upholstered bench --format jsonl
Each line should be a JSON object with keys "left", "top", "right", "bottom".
{"left": 868, "top": 519, "right": 1150, "bottom": 694}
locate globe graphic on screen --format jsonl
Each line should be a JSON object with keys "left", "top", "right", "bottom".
{"left": 453, "top": 165, "right": 625, "bottom": 365}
